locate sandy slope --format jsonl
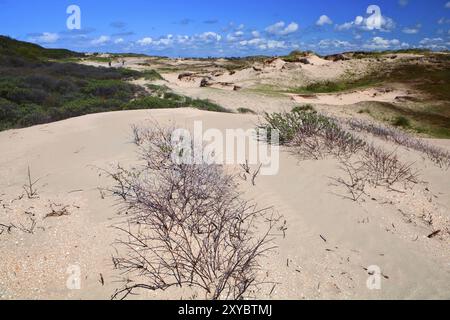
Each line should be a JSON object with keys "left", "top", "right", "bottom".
{"left": 1, "top": 109, "right": 449, "bottom": 300}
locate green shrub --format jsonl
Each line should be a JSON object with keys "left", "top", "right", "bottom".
{"left": 259, "top": 107, "right": 335, "bottom": 144}
{"left": 186, "top": 97, "right": 230, "bottom": 113}
{"left": 393, "top": 116, "right": 411, "bottom": 128}
{"left": 82, "top": 79, "right": 140, "bottom": 100}
{"left": 292, "top": 105, "right": 314, "bottom": 113}
{"left": 124, "top": 96, "right": 181, "bottom": 110}
{"left": 58, "top": 98, "right": 124, "bottom": 118}
{"left": 141, "top": 70, "right": 163, "bottom": 81}
{"left": 237, "top": 107, "right": 256, "bottom": 114}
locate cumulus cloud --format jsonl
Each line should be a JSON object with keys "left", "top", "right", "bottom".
{"left": 137, "top": 37, "right": 153, "bottom": 46}
{"left": 363, "top": 36, "right": 407, "bottom": 50}
{"left": 336, "top": 9, "right": 396, "bottom": 32}
{"left": 91, "top": 35, "right": 110, "bottom": 45}
{"left": 251, "top": 31, "right": 260, "bottom": 38}
{"left": 316, "top": 15, "right": 333, "bottom": 26}
{"left": 402, "top": 24, "right": 421, "bottom": 34}
{"left": 265, "top": 21, "right": 299, "bottom": 35}
{"left": 198, "top": 31, "right": 222, "bottom": 42}
{"left": 318, "top": 39, "right": 353, "bottom": 48}
{"left": 114, "top": 38, "right": 124, "bottom": 44}
{"left": 239, "top": 37, "right": 286, "bottom": 50}
{"left": 29, "top": 32, "right": 60, "bottom": 44}
{"left": 226, "top": 31, "right": 245, "bottom": 42}
{"left": 418, "top": 37, "right": 449, "bottom": 50}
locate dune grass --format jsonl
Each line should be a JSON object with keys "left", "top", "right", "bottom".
{"left": 356, "top": 101, "right": 450, "bottom": 139}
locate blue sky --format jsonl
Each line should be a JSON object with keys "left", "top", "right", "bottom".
{"left": 0, "top": 0, "right": 449, "bottom": 57}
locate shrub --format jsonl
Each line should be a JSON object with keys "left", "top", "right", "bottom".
{"left": 83, "top": 80, "right": 140, "bottom": 100}
{"left": 58, "top": 98, "right": 124, "bottom": 118}
{"left": 108, "top": 125, "right": 283, "bottom": 300}
{"left": 186, "top": 97, "right": 230, "bottom": 113}
{"left": 16, "top": 104, "right": 51, "bottom": 127}
{"left": 259, "top": 107, "right": 335, "bottom": 144}
{"left": 140, "top": 69, "right": 163, "bottom": 81}
{"left": 123, "top": 96, "right": 181, "bottom": 110}
{"left": 237, "top": 107, "right": 256, "bottom": 114}
{"left": 392, "top": 116, "right": 411, "bottom": 128}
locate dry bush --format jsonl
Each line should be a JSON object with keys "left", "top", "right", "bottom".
{"left": 108, "top": 125, "right": 283, "bottom": 300}
{"left": 361, "top": 145, "right": 419, "bottom": 188}
{"left": 333, "top": 145, "right": 420, "bottom": 201}
{"left": 260, "top": 109, "right": 420, "bottom": 201}
{"left": 261, "top": 109, "right": 366, "bottom": 160}
{"left": 347, "top": 119, "right": 450, "bottom": 169}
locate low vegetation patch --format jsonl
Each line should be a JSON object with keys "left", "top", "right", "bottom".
{"left": 259, "top": 107, "right": 428, "bottom": 202}
{"left": 237, "top": 107, "right": 256, "bottom": 114}
{"left": 107, "top": 125, "right": 283, "bottom": 300}
{"left": 288, "top": 77, "right": 381, "bottom": 94}
{"left": 0, "top": 37, "right": 229, "bottom": 130}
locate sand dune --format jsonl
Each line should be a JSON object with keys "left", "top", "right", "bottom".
{"left": 1, "top": 108, "right": 449, "bottom": 300}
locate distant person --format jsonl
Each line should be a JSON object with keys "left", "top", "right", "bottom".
{"left": 108, "top": 60, "right": 112, "bottom": 67}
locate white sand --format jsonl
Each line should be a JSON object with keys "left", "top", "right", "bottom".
{"left": 1, "top": 108, "right": 449, "bottom": 300}
{"left": 291, "top": 88, "right": 410, "bottom": 106}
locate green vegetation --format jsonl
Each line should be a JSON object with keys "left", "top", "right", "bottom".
{"left": 237, "top": 107, "right": 256, "bottom": 114}
{"left": 356, "top": 101, "right": 450, "bottom": 138}
{"left": 141, "top": 69, "right": 164, "bottom": 81}
{"left": 125, "top": 91, "right": 230, "bottom": 113}
{"left": 0, "top": 35, "right": 83, "bottom": 61}
{"left": 281, "top": 50, "right": 316, "bottom": 62}
{"left": 392, "top": 116, "right": 411, "bottom": 128}
{"left": 259, "top": 106, "right": 335, "bottom": 144}
{"left": 288, "top": 77, "right": 381, "bottom": 94}
{"left": 0, "top": 37, "right": 228, "bottom": 131}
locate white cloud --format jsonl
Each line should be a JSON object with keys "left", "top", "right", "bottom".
{"left": 137, "top": 37, "right": 153, "bottom": 46}
{"left": 363, "top": 36, "right": 402, "bottom": 49}
{"left": 114, "top": 38, "right": 124, "bottom": 44}
{"left": 336, "top": 12, "right": 396, "bottom": 32}
{"left": 227, "top": 31, "right": 245, "bottom": 42}
{"left": 316, "top": 15, "right": 333, "bottom": 26}
{"left": 265, "top": 21, "right": 299, "bottom": 35}
{"left": 402, "top": 24, "right": 421, "bottom": 34}
{"left": 446, "top": 2, "right": 450, "bottom": 9}
{"left": 91, "top": 35, "right": 110, "bottom": 45}
{"left": 336, "top": 22, "right": 353, "bottom": 31}
{"left": 198, "top": 32, "right": 222, "bottom": 42}
{"left": 266, "top": 40, "right": 286, "bottom": 49}
{"left": 419, "top": 37, "right": 449, "bottom": 50}
{"left": 318, "top": 39, "right": 353, "bottom": 48}
{"left": 438, "top": 17, "right": 450, "bottom": 24}
{"left": 251, "top": 31, "right": 260, "bottom": 38}
{"left": 419, "top": 37, "right": 443, "bottom": 45}
{"left": 29, "top": 32, "right": 60, "bottom": 44}
{"left": 239, "top": 37, "right": 286, "bottom": 50}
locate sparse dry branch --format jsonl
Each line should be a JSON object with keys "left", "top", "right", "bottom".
{"left": 347, "top": 119, "right": 450, "bottom": 169}
{"left": 44, "top": 203, "right": 71, "bottom": 219}
{"left": 23, "top": 166, "right": 40, "bottom": 199}
{"left": 108, "top": 124, "right": 283, "bottom": 300}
